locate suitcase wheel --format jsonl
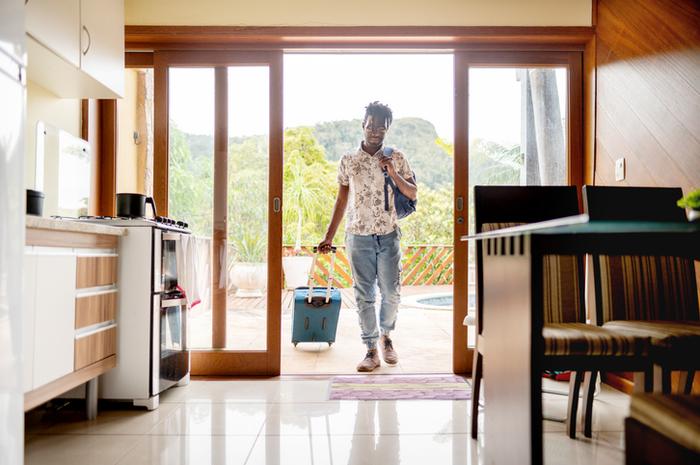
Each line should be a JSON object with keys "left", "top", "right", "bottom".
{"left": 328, "top": 342, "right": 333, "bottom": 346}
{"left": 293, "top": 342, "right": 298, "bottom": 347}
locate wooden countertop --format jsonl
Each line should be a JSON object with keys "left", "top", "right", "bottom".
{"left": 26, "top": 216, "right": 128, "bottom": 236}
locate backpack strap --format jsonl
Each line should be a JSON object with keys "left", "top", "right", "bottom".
{"left": 382, "top": 147, "right": 394, "bottom": 212}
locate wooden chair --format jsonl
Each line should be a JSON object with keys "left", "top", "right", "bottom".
{"left": 583, "top": 186, "right": 700, "bottom": 395}
{"left": 470, "top": 186, "right": 650, "bottom": 439}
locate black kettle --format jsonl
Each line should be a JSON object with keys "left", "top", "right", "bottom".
{"left": 116, "top": 193, "right": 158, "bottom": 218}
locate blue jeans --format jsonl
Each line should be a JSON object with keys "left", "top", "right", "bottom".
{"left": 345, "top": 229, "right": 402, "bottom": 349}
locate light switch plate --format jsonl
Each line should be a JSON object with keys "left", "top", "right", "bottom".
{"left": 615, "top": 158, "right": 625, "bottom": 181}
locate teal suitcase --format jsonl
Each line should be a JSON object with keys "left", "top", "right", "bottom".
{"left": 291, "top": 248, "right": 341, "bottom": 346}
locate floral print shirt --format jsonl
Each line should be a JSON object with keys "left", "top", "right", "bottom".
{"left": 337, "top": 144, "right": 415, "bottom": 236}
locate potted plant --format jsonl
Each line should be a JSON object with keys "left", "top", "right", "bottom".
{"left": 228, "top": 231, "right": 267, "bottom": 298}
{"left": 677, "top": 188, "right": 700, "bottom": 222}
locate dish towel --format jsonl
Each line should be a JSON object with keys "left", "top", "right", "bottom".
{"left": 176, "top": 235, "right": 204, "bottom": 309}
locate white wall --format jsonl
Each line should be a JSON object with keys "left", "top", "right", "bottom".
{"left": 126, "top": 0, "right": 592, "bottom": 27}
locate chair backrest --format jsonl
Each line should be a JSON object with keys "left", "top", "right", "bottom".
{"left": 582, "top": 186, "right": 687, "bottom": 222}
{"left": 473, "top": 186, "right": 584, "bottom": 331}
{"left": 583, "top": 185, "right": 699, "bottom": 322}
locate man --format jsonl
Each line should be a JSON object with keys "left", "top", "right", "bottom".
{"left": 318, "top": 101, "right": 417, "bottom": 372}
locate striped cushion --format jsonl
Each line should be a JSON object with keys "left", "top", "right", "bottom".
{"left": 603, "top": 320, "right": 700, "bottom": 353}
{"left": 482, "top": 222, "right": 582, "bottom": 324}
{"left": 542, "top": 255, "right": 581, "bottom": 324}
{"left": 630, "top": 394, "right": 700, "bottom": 454}
{"left": 543, "top": 323, "right": 648, "bottom": 356}
{"left": 598, "top": 256, "right": 699, "bottom": 322}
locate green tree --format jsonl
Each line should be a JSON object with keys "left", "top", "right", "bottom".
{"left": 168, "top": 123, "right": 213, "bottom": 237}
{"left": 228, "top": 135, "right": 268, "bottom": 262}
{"left": 400, "top": 183, "right": 453, "bottom": 244}
{"left": 283, "top": 127, "right": 336, "bottom": 250}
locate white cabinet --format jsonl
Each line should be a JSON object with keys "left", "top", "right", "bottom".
{"left": 80, "top": 0, "right": 124, "bottom": 98}
{"left": 25, "top": 0, "right": 80, "bottom": 68}
{"left": 22, "top": 252, "right": 37, "bottom": 393}
{"left": 25, "top": 0, "right": 124, "bottom": 98}
{"left": 26, "top": 250, "right": 77, "bottom": 389}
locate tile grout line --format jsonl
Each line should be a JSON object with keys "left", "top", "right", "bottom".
{"left": 242, "top": 405, "right": 272, "bottom": 465}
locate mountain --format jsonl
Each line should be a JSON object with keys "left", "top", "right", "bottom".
{"left": 313, "top": 117, "right": 452, "bottom": 188}
{"left": 180, "top": 117, "right": 453, "bottom": 189}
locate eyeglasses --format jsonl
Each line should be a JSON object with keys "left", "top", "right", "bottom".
{"left": 365, "top": 125, "right": 387, "bottom": 133}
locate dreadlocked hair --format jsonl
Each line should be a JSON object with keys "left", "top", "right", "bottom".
{"left": 363, "top": 101, "right": 393, "bottom": 128}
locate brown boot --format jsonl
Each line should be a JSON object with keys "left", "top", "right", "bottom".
{"left": 380, "top": 335, "right": 398, "bottom": 365}
{"left": 356, "top": 348, "right": 380, "bottom": 372}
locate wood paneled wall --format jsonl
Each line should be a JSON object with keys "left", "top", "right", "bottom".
{"left": 594, "top": 0, "right": 700, "bottom": 195}
{"left": 595, "top": 0, "right": 700, "bottom": 394}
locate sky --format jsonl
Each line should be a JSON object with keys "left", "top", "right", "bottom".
{"left": 168, "top": 54, "right": 567, "bottom": 147}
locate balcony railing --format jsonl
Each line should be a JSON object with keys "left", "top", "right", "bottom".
{"left": 283, "top": 244, "right": 454, "bottom": 288}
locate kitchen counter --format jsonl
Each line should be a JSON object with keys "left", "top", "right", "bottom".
{"left": 24, "top": 215, "right": 124, "bottom": 419}
{"left": 26, "top": 216, "right": 128, "bottom": 236}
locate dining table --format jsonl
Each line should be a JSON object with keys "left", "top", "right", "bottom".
{"left": 461, "top": 213, "right": 700, "bottom": 465}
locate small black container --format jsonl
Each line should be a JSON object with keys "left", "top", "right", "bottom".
{"left": 116, "top": 193, "right": 157, "bottom": 218}
{"left": 26, "top": 189, "right": 44, "bottom": 216}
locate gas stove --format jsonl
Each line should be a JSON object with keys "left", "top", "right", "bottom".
{"left": 62, "top": 215, "right": 191, "bottom": 233}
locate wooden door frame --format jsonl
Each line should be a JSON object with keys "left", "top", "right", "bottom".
{"left": 453, "top": 50, "right": 585, "bottom": 373}
{"left": 151, "top": 50, "right": 283, "bottom": 375}
{"left": 125, "top": 26, "right": 594, "bottom": 376}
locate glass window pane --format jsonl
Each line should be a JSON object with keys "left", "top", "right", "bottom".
{"left": 467, "top": 67, "right": 568, "bottom": 347}
{"left": 226, "top": 66, "right": 270, "bottom": 350}
{"left": 168, "top": 67, "right": 215, "bottom": 349}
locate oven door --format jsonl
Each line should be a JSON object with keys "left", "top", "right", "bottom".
{"left": 160, "top": 232, "right": 180, "bottom": 294}
{"left": 157, "top": 294, "right": 189, "bottom": 394}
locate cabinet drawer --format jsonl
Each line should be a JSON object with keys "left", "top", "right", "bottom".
{"left": 76, "top": 256, "right": 117, "bottom": 288}
{"left": 75, "top": 326, "right": 116, "bottom": 370}
{"left": 75, "top": 292, "right": 117, "bottom": 329}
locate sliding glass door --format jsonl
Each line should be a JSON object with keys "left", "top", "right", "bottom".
{"left": 453, "top": 51, "right": 583, "bottom": 372}
{"left": 154, "top": 51, "right": 283, "bottom": 375}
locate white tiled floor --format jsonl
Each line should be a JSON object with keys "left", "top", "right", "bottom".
{"left": 25, "top": 377, "right": 630, "bottom": 465}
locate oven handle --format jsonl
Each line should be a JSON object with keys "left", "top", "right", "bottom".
{"left": 162, "top": 232, "right": 181, "bottom": 241}
{"left": 161, "top": 297, "right": 187, "bottom": 308}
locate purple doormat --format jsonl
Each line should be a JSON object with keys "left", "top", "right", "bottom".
{"left": 329, "top": 374, "right": 471, "bottom": 400}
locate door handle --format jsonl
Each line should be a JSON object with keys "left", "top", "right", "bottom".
{"left": 273, "top": 197, "right": 281, "bottom": 213}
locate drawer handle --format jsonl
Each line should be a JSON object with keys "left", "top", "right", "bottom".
{"left": 75, "top": 321, "right": 116, "bottom": 339}
{"left": 82, "top": 25, "right": 91, "bottom": 56}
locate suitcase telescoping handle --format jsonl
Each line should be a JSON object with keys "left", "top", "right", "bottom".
{"left": 307, "top": 246, "right": 337, "bottom": 304}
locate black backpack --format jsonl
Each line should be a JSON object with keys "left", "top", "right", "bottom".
{"left": 382, "top": 147, "right": 417, "bottom": 219}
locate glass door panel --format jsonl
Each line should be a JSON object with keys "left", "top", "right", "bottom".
{"left": 157, "top": 50, "right": 282, "bottom": 375}
{"left": 226, "top": 66, "right": 270, "bottom": 350}
{"left": 168, "top": 67, "right": 215, "bottom": 349}
{"left": 466, "top": 66, "right": 568, "bottom": 347}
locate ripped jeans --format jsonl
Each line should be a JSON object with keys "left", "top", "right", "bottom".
{"left": 345, "top": 229, "right": 402, "bottom": 349}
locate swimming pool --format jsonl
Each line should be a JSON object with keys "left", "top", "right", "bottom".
{"left": 402, "top": 292, "right": 448, "bottom": 310}
{"left": 401, "top": 292, "right": 475, "bottom": 311}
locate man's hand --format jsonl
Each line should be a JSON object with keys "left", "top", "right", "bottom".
{"left": 317, "top": 237, "right": 333, "bottom": 254}
{"left": 379, "top": 154, "right": 397, "bottom": 177}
